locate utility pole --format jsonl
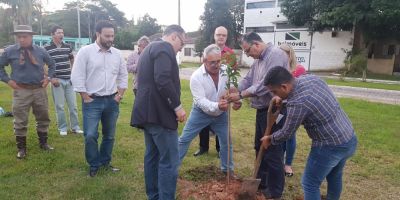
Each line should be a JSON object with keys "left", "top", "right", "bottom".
{"left": 178, "top": 0, "right": 181, "bottom": 25}
{"left": 77, "top": 5, "right": 81, "bottom": 49}
{"left": 88, "top": 11, "right": 91, "bottom": 43}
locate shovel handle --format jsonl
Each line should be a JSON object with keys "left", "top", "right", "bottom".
{"left": 252, "top": 101, "right": 277, "bottom": 179}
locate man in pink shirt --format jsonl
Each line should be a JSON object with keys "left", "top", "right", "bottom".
{"left": 126, "top": 36, "right": 150, "bottom": 95}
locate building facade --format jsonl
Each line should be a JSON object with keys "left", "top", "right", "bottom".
{"left": 243, "top": 0, "right": 354, "bottom": 71}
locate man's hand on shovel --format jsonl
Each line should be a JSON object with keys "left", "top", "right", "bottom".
{"left": 260, "top": 96, "right": 283, "bottom": 150}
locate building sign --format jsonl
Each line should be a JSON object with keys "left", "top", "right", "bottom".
{"left": 294, "top": 51, "right": 310, "bottom": 69}
{"left": 275, "top": 31, "right": 311, "bottom": 50}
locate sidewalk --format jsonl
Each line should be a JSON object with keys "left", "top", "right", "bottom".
{"left": 179, "top": 67, "right": 400, "bottom": 105}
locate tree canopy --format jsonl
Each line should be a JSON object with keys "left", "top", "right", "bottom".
{"left": 195, "top": 0, "right": 244, "bottom": 54}
{"left": 280, "top": 0, "right": 400, "bottom": 41}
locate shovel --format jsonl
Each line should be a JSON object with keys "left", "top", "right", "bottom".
{"left": 238, "top": 100, "right": 281, "bottom": 199}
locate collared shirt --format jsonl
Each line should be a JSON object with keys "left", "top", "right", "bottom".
{"left": 271, "top": 75, "right": 355, "bottom": 147}
{"left": 238, "top": 43, "right": 289, "bottom": 109}
{"left": 190, "top": 64, "right": 228, "bottom": 116}
{"left": 44, "top": 41, "right": 74, "bottom": 79}
{"left": 126, "top": 50, "right": 140, "bottom": 73}
{"left": 0, "top": 44, "right": 55, "bottom": 85}
{"left": 126, "top": 50, "right": 140, "bottom": 89}
{"left": 71, "top": 42, "right": 128, "bottom": 96}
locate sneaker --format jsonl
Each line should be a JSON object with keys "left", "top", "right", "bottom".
{"left": 72, "top": 130, "right": 83, "bottom": 134}
{"left": 60, "top": 131, "right": 68, "bottom": 136}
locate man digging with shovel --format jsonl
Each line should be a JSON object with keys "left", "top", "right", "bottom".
{"left": 261, "top": 66, "right": 358, "bottom": 200}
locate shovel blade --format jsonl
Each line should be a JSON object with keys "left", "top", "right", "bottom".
{"left": 237, "top": 178, "right": 261, "bottom": 200}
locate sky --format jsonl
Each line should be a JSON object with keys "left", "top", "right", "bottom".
{"left": 44, "top": 0, "right": 207, "bottom": 32}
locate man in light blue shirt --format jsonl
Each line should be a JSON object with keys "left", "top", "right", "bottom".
{"left": 71, "top": 20, "right": 128, "bottom": 177}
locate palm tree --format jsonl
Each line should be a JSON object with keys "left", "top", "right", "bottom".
{"left": 0, "top": 0, "right": 43, "bottom": 28}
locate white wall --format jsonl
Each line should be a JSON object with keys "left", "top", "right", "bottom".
{"left": 242, "top": 0, "right": 354, "bottom": 71}
{"left": 310, "top": 31, "right": 353, "bottom": 71}
{"left": 180, "top": 43, "right": 202, "bottom": 63}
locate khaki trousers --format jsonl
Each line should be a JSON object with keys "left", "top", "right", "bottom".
{"left": 12, "top": 87, "right": 50, "bottom": 136}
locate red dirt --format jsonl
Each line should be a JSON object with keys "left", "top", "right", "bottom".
{"left": 177, "top": 178, "right": 266, "bottom": 200}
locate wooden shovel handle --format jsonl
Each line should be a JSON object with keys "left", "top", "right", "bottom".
{"left": 252, "top": 104, "right": 275, "bottom": 178}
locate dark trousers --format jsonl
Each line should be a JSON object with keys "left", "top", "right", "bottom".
{"left": 198, "top": 125, "right": 220, "bottom": 152}
{"left": 255, "top": 108, "right": 285, "bottom": 198}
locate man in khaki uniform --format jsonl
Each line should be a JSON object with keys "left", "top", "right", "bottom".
{"left": 0, "top": 25, "right": 56, "bottom": 159}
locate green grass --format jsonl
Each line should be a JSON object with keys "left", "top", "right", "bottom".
{"left": 179, "top": 62, "right": 201, "bottom": 68}
{"left": 346, "top": 72, "right": 400, "bottom": 81}
{"left": 0, "top": 78, "right": 399, "bottom": 199}
{"left": 325, "top": 78, "right": 400, "bottom": 91}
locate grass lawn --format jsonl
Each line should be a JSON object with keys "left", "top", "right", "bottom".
{"left": 324, "top": 78, "right": 400, "bottom": 91}
{"left": 345, "top": 73, "right": 400, "bottom": 81}
{"left": 179, "top": 62, "right": 201, "bottom": 68}
{"left": 0, "top": 78, "right": 399, "bottom": 199}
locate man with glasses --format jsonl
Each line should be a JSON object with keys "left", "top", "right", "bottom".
{"left": 194, "top": 26, "right": 238, "bottom": 157}
{"left": 131, "top": 24, "right": 187, "bottom": 200}
{"left": 178, "top": 44, "right": 241, "bottom": 177}
{"left": 126, "top": 36, "right": 150, "bottom": 95}
{"left": 228, "top": 32, "right": 289, "bottom": 199}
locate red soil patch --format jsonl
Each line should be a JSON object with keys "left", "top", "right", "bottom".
{"left": 177, "top": 178, "right": 266, "bottom": 200}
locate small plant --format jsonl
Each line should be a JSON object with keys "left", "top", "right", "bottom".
{"left": 221, "top": 52, "right": 240, "bottom": 89}
{"left": 341, "top": 48, "right": 368, "bottom": 82}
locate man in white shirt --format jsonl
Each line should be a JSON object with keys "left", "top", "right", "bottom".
{"left": 71, "top": 20, "right": 128, "bottom": 177}
{"left": 178, "top": 44, "right": 240, "bottom": 174}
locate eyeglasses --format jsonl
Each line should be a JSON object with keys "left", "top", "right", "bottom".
{"left": 176, "top": 34, "right": 185, "bottom": 46}
{"left": 206, "top": 60, "right": 221, "bottom": 66}
{"left": 243, "top": 44, "right": 254, "bottom": 54}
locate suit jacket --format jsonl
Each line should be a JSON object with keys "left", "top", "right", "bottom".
{"left": 130, "top": 41, "right": 181, "bottom": 130}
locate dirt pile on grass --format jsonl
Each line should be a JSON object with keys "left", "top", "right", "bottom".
{"left": 178, "top": 166, "right": 265, "bottom": 200}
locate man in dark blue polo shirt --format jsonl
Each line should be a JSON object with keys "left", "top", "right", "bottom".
{"left": 44, "top": 25, "right": 82, "bottom": 136}
{"left": 0, "top": 25, "right": 56, "bottom": 159}
{"left": 262, "top": 66, "right": 358, "bottom": 200}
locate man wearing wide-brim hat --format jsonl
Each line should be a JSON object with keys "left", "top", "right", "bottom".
{"left": 0, "top": 25, "right": 56, "bottom": 159}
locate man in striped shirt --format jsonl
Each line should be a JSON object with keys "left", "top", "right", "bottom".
{"left": 44, "top": 25, "right": 82, "bottom": 136}
{"left": 262, "top": 66, "right": 358, "bottom": 200}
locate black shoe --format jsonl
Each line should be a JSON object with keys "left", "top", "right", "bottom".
{"left": 89, "top": 168, "right": 98, "bottom": 177}
{"left": 193, "top": 148, "right": 208, "bottom": 156}
{"left": 260, "top": 188, "right": 281, "bottom": 200}
{"left": 104, "top": 165, "right": 121, "bottom": 173}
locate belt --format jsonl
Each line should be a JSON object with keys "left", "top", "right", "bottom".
{"left": 90, "top": 92, "right": 117, "bottom": 98}
{"left": 17, "top": 83, "right": 42, "bottom": 89}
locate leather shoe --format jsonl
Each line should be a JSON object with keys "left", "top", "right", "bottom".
{"left": 17, "top": 149, "right": 26, "bottom": 159}
{"left": 89, "top": 169, "right": 98, "bottom": 177}
{"left": 104, "top": 165, "right": 121, "bottom": 173}
{"left": 193, "top": 148, "right": 208, "bottom": 156}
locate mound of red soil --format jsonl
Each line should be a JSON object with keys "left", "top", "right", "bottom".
{"left": 178, "top": 178, "right": 266, "bottom": 200}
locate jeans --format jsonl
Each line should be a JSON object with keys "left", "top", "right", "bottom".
{"left": 179, "top": 107, "right": 233, "bottom": 172}
{"left": 82, "top": 95, "right": 119, "bottom": 170}
{"left": 143, "top": 123, "right": 179, "bottom": 200}
{"left": 302, "top": 135, "right": 357, "bottom": 200}
{"left": 255, "top": 108, "right": 285, "bottom": 198}
{"left": 51, "top": 78, "right": 80, "bottom": 132}
{"left": 281, "top": 134, "right": 296, "bottom": 166}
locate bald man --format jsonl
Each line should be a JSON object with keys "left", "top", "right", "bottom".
{"left": 194, "top": 26, "right": 238, "bottom": 157}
